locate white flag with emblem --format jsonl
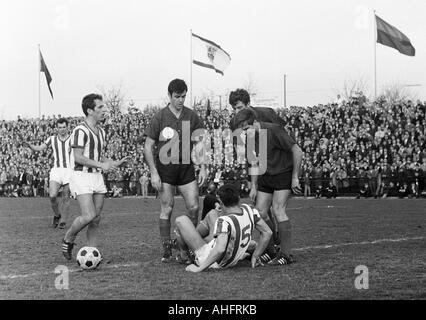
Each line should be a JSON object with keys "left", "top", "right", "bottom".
{"left": 192, "top": 33, "right": 231, "bottom": 75}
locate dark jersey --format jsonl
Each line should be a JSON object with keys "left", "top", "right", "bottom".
{"left": 145, "top": 104, "right": 204, "bottom": 164}
{"left": 258, "top": 122, "right": 296, "bottom": 175}
{"left": 251, "top": 107, "right": 287, "bottom": 127}
{"left": 202, "top": 193, "right": 219, "bottom": 220}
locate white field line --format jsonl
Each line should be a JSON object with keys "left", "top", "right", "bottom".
{"left": 293, "top": 236, "right": 425, "bottom": 251}
{"left": 0, "top": 211, "right": 150, "bottom": 220}
{"left": 1, "top": 236, "right": 424, "bottom": 281}
{"left": 0, "top": 206, "right": 323, "bottom": 219}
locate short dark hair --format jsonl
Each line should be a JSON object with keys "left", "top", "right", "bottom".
{"left": 218, "top": 184, "right": 240, "bottom": 207}
{"left": 82, "top": 93, "right": 103, "bottom": 116}
{"left": 232, "top": 108, "right": 257, "bottom": 129}
{"left": 168, "top": 79, "right": 188, "bottom": 96}
{"left": 57, "top": 118, "right": 69, "bottom": 126}
{"left": 229, "top": 89, "right": 250, "bottom": 107}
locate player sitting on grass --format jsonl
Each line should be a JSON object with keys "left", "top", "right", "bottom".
{"left": 173, "top": 191, "right": 222, "bottom": 264}
{"left": 174, "top": 184, "right": 272, "bottom": 272}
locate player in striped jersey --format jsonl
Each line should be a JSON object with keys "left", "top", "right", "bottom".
{"left": 175, "top": 184, "right": 272, "bottom": 272}
{"left": 25, "top": 118, "right": 72, "bottom": 229}
{"left": 61, "top": 93, "right": 129, "bottom": 260}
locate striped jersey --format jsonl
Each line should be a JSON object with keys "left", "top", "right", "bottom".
{"left": 44, "top": 135, "right": 72, "bottom": 169}
{"left": 213, "top": 204, "right": 261, "bottom": 268}
{"left": 70, "top": 121, "right": 106, "bottom": 173}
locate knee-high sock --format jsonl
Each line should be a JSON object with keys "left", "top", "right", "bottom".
{"left": 159, "top": 218, "right": 171, "bottom": 243}
{"left": 278, "top": 220, "right": 292, "bottom": 256}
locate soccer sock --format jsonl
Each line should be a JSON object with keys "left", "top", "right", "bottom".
{"left": 50, "top": 197, "right": 60, "bottom": 217}
{"left": 64, "top": 216, "right": 90, "bottom": 243}
{"left": 159, "top": 218, "right": 171, "bottom": 243}
{"left": 278, "top": 220, "right": 292, "bottom": 256}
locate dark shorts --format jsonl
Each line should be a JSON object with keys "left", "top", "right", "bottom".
{"left": 157, "top": 162, "right": 196, "bottom": 186}
{"left": 258, "top": 171, "right": 292, "bottom": 194}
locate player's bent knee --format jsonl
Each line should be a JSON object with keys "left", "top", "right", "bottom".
{"left": 258, "top": 209, "right": 270, "bottom": 221}
{"left": 175, "top": 215, "right": 191, "bottom": 228}
{"left": 187, "top": 203, "right": 199, "bottom": 213}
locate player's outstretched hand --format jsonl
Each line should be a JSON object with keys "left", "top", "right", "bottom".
{"left": 117, "top": 156, "right": 132, "bottom": 167}
{"left": 291, "top": 177, "right": 302, "bottom": 195}
{"left": 100, "top": 160, "right": 115, "bottom": 172}
{"left": 185, "top": 264, "right": 200, "bottom": 273}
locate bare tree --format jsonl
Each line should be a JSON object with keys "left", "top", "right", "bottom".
{"left": 97, "top": 84, "right": 126, "bottom": 113}
{"left": 379, "top": 82, "right": 419, "bottom": 104}
{"left": 242, "top": 72, "right": 259, "bottom": 97}
{"left": 332, "top": 75, "right": 369, "bottom": 101}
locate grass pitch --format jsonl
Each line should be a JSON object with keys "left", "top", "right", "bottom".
{"left": 0, "top": 197, "right": 425, "bottom": 299}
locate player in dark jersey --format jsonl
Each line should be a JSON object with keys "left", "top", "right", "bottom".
{"left": 228, "top": 88, "right": 286, "bottom": 248}
{"left": 229, "top": 88, "right": 287, "bottom": 130}
{"left": 144, "top": 79, "right": 207, "bottom": 263}
{"left": 233, "top": 108, "right": 303, "bottom": 266}
{"left": 175, "top": 184, "right": 272, "bottom": 272}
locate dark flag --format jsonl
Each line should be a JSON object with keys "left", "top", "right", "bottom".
{"left": 376, "top": 15, "right": 415, "bottom": 56}
{"left": 39, "top": 50, "right": 54, "bottom": 99}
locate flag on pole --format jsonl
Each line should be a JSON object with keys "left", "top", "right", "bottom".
{"left": 375, "top": 15, "right": 415, "bottom": 56}
{"left": 192, "top": 33, "right": 231, "bottom": 75}
{"left": 39, "top": 49, "right": 54, "bottom": 99}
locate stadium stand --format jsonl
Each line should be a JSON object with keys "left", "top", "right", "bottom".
{"left": 1, "top": 98, "right": 425, "bottom": 198}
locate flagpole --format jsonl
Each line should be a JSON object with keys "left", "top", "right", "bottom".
{"left": 373, "top": 10, "right": 377, "bottom": 100}
{"left": 190, "top": 29, "right": 193, "bottom": 108}
{"left": 38, "top": 44, "right": 41, "bottom": 118}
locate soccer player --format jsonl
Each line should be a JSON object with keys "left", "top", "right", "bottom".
{"left": 144, "top": 79, "right": 207, "bottom": 263}
{"left": 229, "top": 88, "right": 287, "bottom": 130}
{"left": 233, "top": 108, "right": 303, "bottom": 266}
{"left": 175, "top": 184, "right": 272, "bottom": 272}
{"left": 228, "top": 88, "right": 287, "bottom": 246}
{"left": 25, "top": 118, "right": 72, "bottom": 229}
{"left": 61, "top": 94, "right": 129, "bottom": 260}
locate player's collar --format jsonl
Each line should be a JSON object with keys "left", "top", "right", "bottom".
{"left": 167, "top": 104, "right": 185, "bottom": 119}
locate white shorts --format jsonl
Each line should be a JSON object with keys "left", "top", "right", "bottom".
{"left": 69, "top": 171, "right": 107, "bottom": 197}
{"left": 195, "top": 240, "right": 220, "bottom": 269}
{"left": 49, "top": 168, "right": 72, "bottom": 185}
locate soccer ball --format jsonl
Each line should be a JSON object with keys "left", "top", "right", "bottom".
{"left": 76, "top": 246, "right": 102, "bottom": 270}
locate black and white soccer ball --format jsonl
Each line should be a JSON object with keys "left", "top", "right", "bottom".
{"left": 76, "top": 246, "right": 102, "bottom": 270}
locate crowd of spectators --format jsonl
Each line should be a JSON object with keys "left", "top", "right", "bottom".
{"left": 1, "top": 95, "right": 425, "bottom": 199}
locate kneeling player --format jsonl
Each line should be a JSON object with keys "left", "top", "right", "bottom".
{"left": 175, "top": 184, "right": 272, "bottom": 272}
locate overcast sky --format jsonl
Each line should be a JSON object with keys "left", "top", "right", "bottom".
{"left": 1, "top": 0, "right": 425, "bottom": 119}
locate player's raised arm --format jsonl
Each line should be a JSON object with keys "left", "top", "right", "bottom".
{"left": 25, "top": 141, "right": 48, "bottom": 152}
{"left": 251, "top": 217, "right": 273, "bottom": 268}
